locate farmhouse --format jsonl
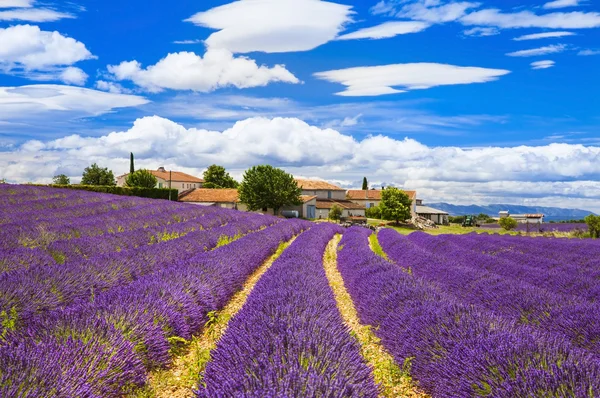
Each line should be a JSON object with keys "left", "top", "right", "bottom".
{"left": 296, "top": 179, "right": 366, "bottom": 219}
{"left": 499, "top": 211, "right": 544, "bottom": 224}
{"left": 178, "top": 188, "right": 318, "bottom": 217}
{"left": 178, "top": 188, "right": 240, "bottom": 209}
{"left": 117, "top": 167, "right": 204, "bottom": 193}
{"left": 416, "top": 199, "right": 449, "bottom": 225}
{"left": 346, "top": 189, "right": 417, "bottom": 218}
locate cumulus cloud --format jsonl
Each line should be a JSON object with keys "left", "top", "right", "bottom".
{"left": 513, "top": 31, "right": 576, "bottom": 40}
{"left": 3, "top": 115, "right": 600, "bottom": 212}
{"left": 461, "top": 9, "right": 600, "bottom": 29}
{"left": 463, "top": 27, "right": 499, "bottom": 36}
{"left": 337, "top": 21, "right": 429, "bottom": 40}
{"left": 95, "top": 80, "right": 130, "bottom": 94}
{"left": 531, "top": 60, "right": 555, "bottom": 69}
{"left": 186, "top": 0, "right": 353, "bottom": 53}
{"left": 314, "top": 63, "right": 510, "bottom": 96}
{"left": 543, "top": 0, "right": 582, "bottom": 9}
{"left": 0, "top": 85, "right": 149, "bottom": 121}
{"left": 0, "top": 25, "right": 94, "bottom": 83}
{"left": 106, "top": 49, "right": 299, "bottom": 93}
{"left": 506, "top": 44, "right": 567, "bottom": 57}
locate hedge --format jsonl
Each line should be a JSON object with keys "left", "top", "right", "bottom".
{"left": 46, "top": 184, "right": 180, "bottom": 200}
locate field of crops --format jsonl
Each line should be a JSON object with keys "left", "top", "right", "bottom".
{"left": 480, "top": 222, "right": 588, "bottom": 233}
{"left": 1, "top": 185, "right": 599, "bottom": 397}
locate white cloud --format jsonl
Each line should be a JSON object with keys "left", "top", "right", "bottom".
{"left": 0, "top": 0, "right": 33, "bottom": 7}
{"left": 0, "top": 25, "right": 94, "bottom": 83}
{"left": 543, "top": 0, "right": 582, "bottom": 9}
{"left": 185, "top": 0, "right": 353, "bottom": 53}
{"left": 173, "top": 39, "right": 203, "bottom": 44}
{"left": 106, "top": 49, "right": 299, "bottom": 93}
{"left": 0, "top": 8, "right": 73, "bottom": 21}
{"left": 513, "top": 31, "right": 576, "bottom": 40}
{"left": 461, "top": 9, "right": 600, "bottom": 29}
{"left": 337, "top": 21, "right": 430, "bottom": 40}
{"left": 3, "top": 115, "right": 600, "bottom": 212}
{"left": 0, "top": 85, "right": 149, "bottom": 121}
{"left": 95, "top": 80, "right": 130, "bottom": 94}
{"left": 395, "top": 0, "right": 481, "bottom": 23}
{"left": 58, "top": 67, "right": 87, "bottom": 85}
{"left": 578, "top": 49, "right": 600, "bottom": 56}
{"left": 463, "top": 27, "right": 499, "bottom": 36}
{"left": 531, "top": 60, "right": 555, "bottom": 69}
{"left": 506, "top": 44, "right": 566, "bottom": 57}
{"left": 314, "top": 62, "right": 510, "bottom": 96}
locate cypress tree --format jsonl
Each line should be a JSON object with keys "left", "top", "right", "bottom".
{"left": 130, "top": 153, "right": 135, "bottom": 174}
{"left": 362, "top": 177, "right": 368, "bottom": 190}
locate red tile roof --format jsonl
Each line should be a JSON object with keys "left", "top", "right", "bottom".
{"left": 179, "top": 188, "right": 238, "bottom": 203}
{"left": 150, "top": 169, "right": 204, "bottom": 183}
{"left": 295, "top": 179, "right": 345, "bottom": 191}
{"left": 301, "top": 195, "right": 317, "bottom": 203}
{"left": 346, "top": 189, "right": 416, "bottom": 201}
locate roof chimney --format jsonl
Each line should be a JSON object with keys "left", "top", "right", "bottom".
{"left": 157, "top": 166, "right": 166, "bottom": 172}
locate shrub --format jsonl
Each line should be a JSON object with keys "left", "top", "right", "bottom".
{"left": 329, "top": 204, "right": 342, "bottom": 220}
{"left": 365, "top": 205, "right": 381, "bottom": 219}
{"left": 499, "top": 217, "right": 518, "bottom": 231}
{"left": 585, "top": 214, "right": 600, "bottom": 239}
{"left": 125, "top": 169, "right": 158, "bottom": 189}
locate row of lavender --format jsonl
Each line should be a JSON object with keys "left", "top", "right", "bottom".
{"left": 480, "top": 222, "right": 588, "bottom": 232}
{"left": 197, "top": 223, "right": 378, "bottom": 397}
{"left": 1, "top": 213, "right": 309, "bottom": 396}
{"left": 384, "top": 231, "right": 600, "bottom": 354}
{"left": 338, "top": 228, "right": 600, "bottom": 397}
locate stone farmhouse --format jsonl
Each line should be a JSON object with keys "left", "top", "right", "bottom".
{"left": 117, "top": 167, "right": 204, "bottom": 194}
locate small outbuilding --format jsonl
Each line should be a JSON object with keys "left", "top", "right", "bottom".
{"left": 416, "top": 203, "right": 449, "bottom": 225}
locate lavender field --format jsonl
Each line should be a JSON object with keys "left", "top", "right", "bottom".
{"left": 480, "top": 222, "right": 588, "bottom": 233}
{"left": 1, "top": 185, "right": 599, "bottom": 397}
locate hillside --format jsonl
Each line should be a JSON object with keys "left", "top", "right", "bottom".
{"left": 427, "top": 203, "right": 596, "bottom": 221}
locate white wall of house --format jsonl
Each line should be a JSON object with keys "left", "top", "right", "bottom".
{"left": 317, "top": 208, "right": 366, "bottom": 219}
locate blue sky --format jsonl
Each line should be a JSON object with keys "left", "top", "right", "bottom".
{"left": 1, "top": 0, "right": 599, "bottom": 211}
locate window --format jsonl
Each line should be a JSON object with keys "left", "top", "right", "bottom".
{"left": 158, "top": 183, "right": 163, "bottom": 188}
{"left": 369, "top": 203, "right": 374, "bottom": 208}
{"left": 327, "top": 191, "right": 332, "bottom": 199}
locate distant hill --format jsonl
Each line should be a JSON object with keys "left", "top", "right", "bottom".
{"left": 426, "top": 203, "right": 596, "bottom": 222}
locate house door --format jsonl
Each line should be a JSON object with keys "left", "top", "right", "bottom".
{"left": 307, "top": 205, "right": 316, "bottom": 219}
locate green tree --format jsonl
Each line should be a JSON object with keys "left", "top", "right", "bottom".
{"left": 585, "top": 214, "right": 600, "bottom": 239}
{"left": 125, "top": 169, "right": 157, "bottom": 188}
{"left": 365, "top": 205, "right": 382, "bottom": 219}
{"left": 362, "top": 177, "right": 368, "bottom": 190}
{"left": 203, "top": 164, "right": 239, "bottom": 189}
{"left": 81, "top": 163, "right": 116, "bottom": 186}
{"left": 52, "top": 174, "right": 70, "bottom": 185}
{"left": 499, "top": 217, "right": 518, "bottom": 231}
{"left": 238, "top": 165, "right": 301, "bottom": 215}
{"left": 329, "top": 204, "right": 342, "bottom": 220}
{"left": 379, "top": 187, "right": 412, "bottom": 224}
{"left": 130, "top": 153, "right": 135, "bottom": 174}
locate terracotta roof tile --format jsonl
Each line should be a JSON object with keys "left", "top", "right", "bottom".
{"left": 346, "top": 189, "right": 416, "bottom": 200}
{"left": 179, "top": 188, "right": 238, "bottom": 203}
{"left": 295, "top": 179, "right": 345, "bottom": 191}
{"left": 301, "top": 195, "right": 317, "bottom": 203}
{"left": 150, "top": 169, "right": 204, "bottom": 183}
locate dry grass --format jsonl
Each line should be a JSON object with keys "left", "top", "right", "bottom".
{"left": 323, "top": 235, "right": 428, "bottom": 398}
{"left": 133, "top": 237, "right": 296, "bottom": 398}
{"left": 368, "top": 232, "right": 389, "bottom": 261}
